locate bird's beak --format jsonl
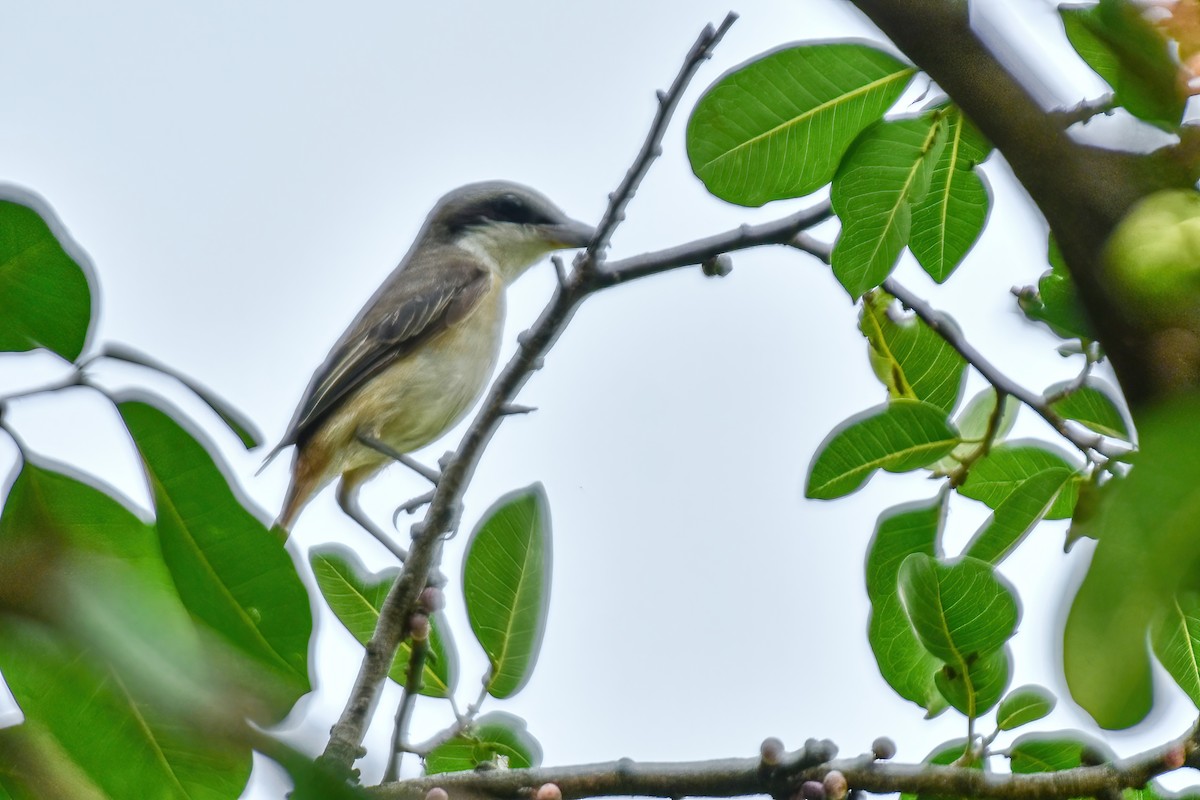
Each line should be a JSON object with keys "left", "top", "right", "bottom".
{"left": 542, "top": 218, "right": 596, "bottom": 249}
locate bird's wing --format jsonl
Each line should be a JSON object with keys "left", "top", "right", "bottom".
{"left": 274, "top": 258, "right": 492, "bottom": 452}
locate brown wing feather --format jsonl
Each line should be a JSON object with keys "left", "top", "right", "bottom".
{"left": 274, "top": 257, "right": 491, "bottom": 452}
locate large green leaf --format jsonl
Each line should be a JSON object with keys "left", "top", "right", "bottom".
{"left": 1060, "top": 0, "right": 1185, "bottom": 129}
{"left": 1064, "top": 394, "right": 1200, "bottom": 728}
{"left": 1151, "top": 592, "right": 1200, "bottom": 711}
{"left": 309, "top": 546, "right": 457, "bottom": 697}
{"left": 1008, "top": 732, "right": 1110, "bottom": 773}
{"left": 831, "top": 114, "right": 948, "bottom": 298}
{"left": 806, "top": 400, "right": 959, "bottom": 500}
{"left": 997, "top": 684, "right": 1057, "bottom": 731}
{"left": 963, "top": 468, "right": 1078, "bottom": 564}
{"left": 898, "top": 554, "right": 1019, "bottom": 662}
{"left": 1048, "top": 378, "right": 1130, "bottom": 440}
{"left": 910, "top": 108, "right": 992, "bottom": 283}
{"left": 687, "top": 43, "right": 915, "bottom": 206}
{"left": 958, "top": 442, "right": 1081, "bottom": 520}
{"left": 118, "top": 399, "right": 311, "bottom": 715}
{"left": 865, "top": 494, "right": 950, "bottom": 715}
{"left": 463, "top": 485, "right": 552, "bottom": 699}
{"left": 424, "top": 712, "right": 542, "bottom": 775}
{"left": 0, "top": 194, "right": 93, "bottom": 361}
{"left": 860, "top": 291, "right": 967, "bottom": 414}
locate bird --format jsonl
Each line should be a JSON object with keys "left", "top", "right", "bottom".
{"left": 266, "top": 181, "right": 594, "bottom": 543}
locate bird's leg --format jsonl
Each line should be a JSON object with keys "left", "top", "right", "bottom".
{"left": 392, "top": 489, "right": 435, "bottom": 524}
{"left": 336, "top": 480, "right": 410, "bottom": 563}
{"left": 356, "top": 433, "right": 441, "bottom": 484}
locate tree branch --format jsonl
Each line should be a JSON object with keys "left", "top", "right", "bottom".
{"left": 366, "top": 728, "right": 1198, "bottom": 800}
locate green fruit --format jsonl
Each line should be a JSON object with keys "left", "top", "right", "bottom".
{"left": 1104, "top": 189, "right": 1200, "bottom": 323}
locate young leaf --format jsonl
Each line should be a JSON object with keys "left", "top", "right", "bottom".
{"left": 464, "top": 485, "right": 552, "bottom": 699}
{"left": 310, "top": 547, "right": 457, "bottom": 697}
{"left": 963, "top": 468, "right": 1079, "bottom": 564}
{"left": 865, "top": 494, "right": 951, "bottom": 715}
{"left": 933, "top": 388, "right": 1020, "bottom": 473}
{"left": 860, "top": 291, "right": 967, "bottom": 415}
{"left": 1048, "top": 378, "right": 1131, "bottom": 440}
{"left": 1017, "top": 236, "right": 1097, "bottom": 342}
{"left": 806, "top": 400, "right": 959, "bottom": 500}
{"left": 0, "top": 194, "right": 93, "bottom": 361}
{"left": 425, "top": 712, "right": 542, "bottom": 775}
{"left": 910, "top": 108, "right": 992, "bottom": 283}
{"left": 934, "top": 647, "right": 1011, "bottom": 718}
{"left": 687, "top": 43, "right": 916, "bottom": 206}
{"left": 898, "top": 554, "right": 1020, "bottom": 664}
{"left": 118, "top": 398, "right": 312, "bottom": 715}
{"left": 997, "top": 685, "right": 1057, "bottom": 731}
{"left": 1151, "top": 592, "right": 1200, "bottom": 711}
{"left": 831, "top": 114, "right": 948, "bottom": 298}
{"left": 958, "top": 442, "right": 1081, "bottom": 520}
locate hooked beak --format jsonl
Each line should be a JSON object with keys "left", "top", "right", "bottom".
{"left": 542, "top": 218, "right": 596, "bottom": 249}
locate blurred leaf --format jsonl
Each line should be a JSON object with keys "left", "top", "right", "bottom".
{"left": 1008, "top": 732, "right": 1110, "bottom": 772}
{"left": 1017, "top": 237, "right": 1096, "bottom": 341}
{"left": 102, "top": 343, "right": 263, "bottom": 449}
{"left": 687, "top": 43, "right": 915, "bottom": 206}
{"left": 898, "top": 554, "right": 1020, "bottom": 663}
{"left": 934, "top": 647, "right": 1011, "bottom": 718}
{"left": 997, "top": 684, "right": 1057, "bottom": 730}
{"left": 959, "top": 442, "right": 1081, "bottom": 520}
{"left": 425, "top": 712, "right": 542, "bottom": 775}
{"left": 910, "top": 108, "right": 992, "bottom": 282}
{"left": 118, "top": 399, "right": 311, "bottom": 716}
{"left": 865, "top": 494, "right": 950, "bottom": 715}
{"left": 860, "top": 291, "right": 968, "bottom": 414}
{"left": 1061, "top": 0, "right": 1185, "bottom": 129}
{"left": 310, "top": 546, "right": 457, "bottom": 697}
{"left": 0, "top": 722, "right": 110, "bottom": 800}
{"left": 0, "top": 196, "right": 92, "bottom": 361}
{"left": 831, "top": 115, "right": 948, "bottom": 298}
{"left": 262, "top": 739, "right": 374, "bottom": 800}
{"left": 1048, "top": 378, "right": 1131, "bottom": 440}
{"left": 806, "top": 400, "right": 959, "bottom": 500}
{"left": 1151, "top": 592, "right": 1200, "bottom": 710}
{"left": 963, "top": 468, "right": 1078, "bottom": 564}
{"left": 1063, "top": 394, "right": 1200, "bottom": 728}
{"left": 463, "top": 485, "right": 552, "bottom": 699}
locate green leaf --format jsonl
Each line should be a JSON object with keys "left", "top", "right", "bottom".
{"left": 0, "top": 194, "right": 93, "bottom": 361}
{"left": 865, "top": 494, "right": 950, "bottom": 715}
{"left": 898, "top": 739, "right": 977, "bottom": 800}
{"left": 1048, "top": 378, "right": 1130, "bottom": 440}
{"left": 958, "top": 442, "right": 1081, "bottom": 520}
{"left": 933, "top": 388, "right": 1020, "bottom": 474}
{"left": 1008, "top": 732, "right": 1110, "bottom": 773}
{"left": 831, "top": 114, "right": 948, "bottom": 298}
{"left": 1017, "top": 237, "right": 1096, "bottom": 341}
{"left": 687, "top": 43, "right": 916, "bottom": 206}
{"left": 934, "top": 647, "right": 1011, "bottom": 718}
{"left": 963, "top": 468, "right": 1079, "bottom": 564}
{"left": 463, "top": 485, "right": 552, "bottom": 699}
{"left": 118, "top": 399, "right": 312, "bottom": 716}
{"left": 1060, "top": 1, "right": 1185, "bottom": 129}
{"left": 309, "top": 546, "right": 457, "bottom": 697}
{"left": 1063, "top": 394, "right": 1200, "bottom": 729}
{"left": 860, "top": 291, "right": 968, "bottom": 414}
{"left": 997, "top": 684, "right": 1057, "bottom": 730}
{"left": 910, "top": 108, "right": 992, "bottom": 282}
{"left": 1152, "top": 592, "right": 1200, "bottom": 710}
{"left": 425, "top": 712, "right": 542, "bottom": 775}
{"left": 102, "top": 343, "right": 263, "bottom": 449}
{"left": 806, "top": 400, "right": 959, "bottom": 500}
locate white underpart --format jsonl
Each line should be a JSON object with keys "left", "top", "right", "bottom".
{"left": 454, "top": 222, "right": 556, "bottom": 283}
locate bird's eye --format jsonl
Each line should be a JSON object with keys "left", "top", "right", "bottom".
{"left": 491, "top": 194, "right": 534, "bottom": 224}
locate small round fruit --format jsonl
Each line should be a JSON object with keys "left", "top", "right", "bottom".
{"left": 1104, "top": 189, "right": 1200, "bottom": 323}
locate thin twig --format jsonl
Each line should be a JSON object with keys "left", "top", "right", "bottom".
{"left": 383, "top": 636, "right": 429, "bottom": 783}
{"left": 581, "top": 13, "right": 738, "bottom": 269}
{"left": 407, "top": 681, "right": 491, "bottom": 758}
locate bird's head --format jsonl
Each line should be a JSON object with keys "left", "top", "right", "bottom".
{"left": 427, "top": 181, "right": 595, "bottom": 281}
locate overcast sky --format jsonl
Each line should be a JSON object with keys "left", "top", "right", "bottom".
{"left": 1, "top": 2, "right": 1194, "bottom": 798}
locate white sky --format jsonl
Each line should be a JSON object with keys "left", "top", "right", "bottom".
{"left": 1, "top": 1, "right": 1195, "bottom": 798}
